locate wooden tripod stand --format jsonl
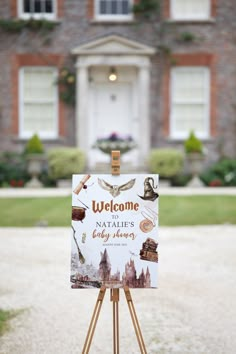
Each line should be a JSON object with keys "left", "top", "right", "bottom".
{"left": 82, "top": 152, "right": 147, "bottom": 353}
{"left": 82, "top": 286, "right": 147, "bottom": 354}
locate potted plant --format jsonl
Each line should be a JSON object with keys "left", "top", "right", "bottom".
{"left": 93, "top": 132, "right": 137, "bottom": 156}
{"left": 184, "top": 131, "right": 205, "bottom": 187}
{"left": 24, "top": 134, "right": 45, "bottom": 188}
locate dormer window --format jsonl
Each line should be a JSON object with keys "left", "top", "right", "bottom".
{"left": 18, "top": 0, "right": 56, "bottom": 20}
{"left": 95, "top": 0, "right": 133, "bottom": 21}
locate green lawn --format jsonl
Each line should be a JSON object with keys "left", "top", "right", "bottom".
{"left": 0, "top": 196, "right": 235, "bottom": 226}
{"left": 160, "top": 195, "right": 236, "bottom": 226}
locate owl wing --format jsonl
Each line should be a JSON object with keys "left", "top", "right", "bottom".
{"left": 118, "top": 178, "right": 136, "bottom": 192}
{"left": 98, "top": 178, "right": 113, "bottom": 192}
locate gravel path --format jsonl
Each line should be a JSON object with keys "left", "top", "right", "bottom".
{"left": 0, "top": 226, "right": 236, "bottom": 354}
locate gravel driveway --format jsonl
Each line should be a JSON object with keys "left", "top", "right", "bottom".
{"left": 0, "top": 226, "right": 236, "bottom": 354}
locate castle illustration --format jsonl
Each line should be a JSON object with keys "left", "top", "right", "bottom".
{"left": 72, "top": 248, "right": 151, "bottom": 288}
{"left": 98, "top": 249, "right": 151, "bottom": 288}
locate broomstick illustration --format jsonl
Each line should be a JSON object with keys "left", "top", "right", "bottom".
{"left": 71, "top": 225, "right": 85, "bottom": 264}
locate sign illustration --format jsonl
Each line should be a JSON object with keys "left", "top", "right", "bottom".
{"left": 71, "top": 174, "right": 159, "bottom": 289}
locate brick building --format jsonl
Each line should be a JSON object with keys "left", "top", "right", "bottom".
{"left": 0, "top": 0, "right": 235, "bottom": 169}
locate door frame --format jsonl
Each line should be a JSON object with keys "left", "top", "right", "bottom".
{"left": 88, "top": 67, "right": 138, "bottom": 168}
{"left": 72, "top": 36, "right": 156, "bottom": 167}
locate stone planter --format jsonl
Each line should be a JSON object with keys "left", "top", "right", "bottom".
{"left": 186, "top": 153, "right": 205, "bottom": 187}
{"left": 94, "top": 141, "right": 137, "bottom": 155}
{"left": 25, "top": 154, "right": 46, "bottom": 188}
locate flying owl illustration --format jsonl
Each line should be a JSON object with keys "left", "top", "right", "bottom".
{"left": 98, "top": 178, "right": 136, "bottom": 198}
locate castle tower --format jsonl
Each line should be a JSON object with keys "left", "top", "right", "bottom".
{"left": 145, "top": 267, "right": 151, "bottom": 288}
{"left": 124, "top": 258, "right": 137, "bottom": 287}
{"left": 139, "top": 268, "right": 145, "bottom": 287}
{"left": 99, "top": 248, "right": 111, "bottom": 281}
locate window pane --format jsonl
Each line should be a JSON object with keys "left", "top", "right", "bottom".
{"left": 171, "top": 67, "right": 209, "bottom": 136}
{"left": 45, "top": 0, "right": 53, "bottom": 13}
{"left": 173, "top": 70, "right": 206, "bottom": 101}
{"left": 98, "top": 0, "right": 130, "bottom": 15}
{"left": 23, "top": 69, "right": 55, "bottom": 101}
{"left": 172, "top": 0, "right": 209, "bottom": 19}
{"left": 111, "top": 1, "right": 117, "bottom": 14}
{"left": 23, "top": 0, "right": 54, "bottom": 15}
{"left": 22, "top": 67, "right": 57, "bottom": 135}
{"left": 121, "top": 0, "right": 129, "bottom": 14}
{"left": 24, "top": 103, "right": 55, "bottom": 132}
{"left": 172, "top": 104, "right": 205, "bottom": 133}
{"left": 24, "top": 0, "right": 31, "bottom": 12}
{"left": 100, "top": 0, "right": 107, "bottom": 14}
{"left": 34, "top": 0, "right": 42, "bottom": 13}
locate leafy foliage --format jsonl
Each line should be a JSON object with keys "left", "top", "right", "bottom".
{"left": 177, "top": 32, "right": 196, "bottom": 43}
{"left": 133, "top": 0, "right": 160, "bottom": 19}
{"left": 184, "top": 131, "right": 203, "bottom": 154}
{"left": 0, "top": 152, "right": 29, "bottom": 187}
{"left": 93, "top": 132, "right": 136, "bottom": 154}
{"left": 148, "top": 148, "right": 184, "bottom": 178}
{"left": 201, "top": 158, "right": 236, "bottom": 186}
{"left": 48, "top": 148, "right": 86, "bottom": 180}
{"left": 170, "top": 174, "right": 192, "bottom": 186}
{"left": 57, "top": 67, "right": 76, "bottom": 106}
{"left": 24, "top": 134, "right": 44, "bottom": 155}
{"left": 0, "top": 18, "right": 58, "bottom": 33}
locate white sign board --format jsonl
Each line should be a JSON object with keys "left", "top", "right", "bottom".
{"left": 71, "top": 174, "right": 159, "bottom": 289}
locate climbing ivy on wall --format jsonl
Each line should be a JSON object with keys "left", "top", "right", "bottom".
{"left": 133, "top": 0, "right": 160, "bottom": 19}
{"left": 0, "top": 18, "right": 59, "bottom": 33}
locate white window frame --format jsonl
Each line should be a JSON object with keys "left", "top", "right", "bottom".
{"left": 170, "top": 0, "right": 211, "bottom": 21}
{"left": 19, "top": 66, "right": 59, "bottom": 139}
{"left": 94, "top": 0, "right": 133, "bottom": 21}
{"left": 170, "top": 66, "right": 210, "bottom": 139}
{"left": 18, "top": 0, "right": 57, "bottom": 20}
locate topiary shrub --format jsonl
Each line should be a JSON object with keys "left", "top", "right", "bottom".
{"left": 184, "top": 131, "right": 203, "bottom": 154}
{"left": 24, "top": 134, "right": 44, "bottom": 155}
{"left": 48, "top": 148, "right": 86, "bottom": 180}
{"left": 148, "top": 148, "right": 184, "bottom": 178}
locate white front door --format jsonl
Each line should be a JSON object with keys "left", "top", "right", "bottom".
{"left": 89, "top": 81, "right": 137, "bottom": 167}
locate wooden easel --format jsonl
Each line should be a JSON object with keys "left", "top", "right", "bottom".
{"left": 82, "top": 151, "right": 147, "bottom": 354}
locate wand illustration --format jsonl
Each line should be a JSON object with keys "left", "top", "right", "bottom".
{"left": 71, "top": 225, "right": 85, "bottom": 264}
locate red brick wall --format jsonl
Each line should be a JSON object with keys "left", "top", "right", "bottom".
{"left": 10, "top": 0, "right": 17, "bottom": 17}
{"left": 162, "top": 53, "right": 217, "bottom": 137}
{"left": 163, "top": 0, "right": 217, "bottom": 19}
{"left": 57, "top": 0, "right": 65, "bottom": 18}
{"left": 10, "top": 0, "right": 65, "bottom": 18}
{"left": 87, "top": 0, "right": 94, "bottom": 19}
{"left": 11, "top": 54, "right": 66, "bottom": 137}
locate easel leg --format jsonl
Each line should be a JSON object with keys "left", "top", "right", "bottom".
{"left": 82, "top": 286, "right": 106, "bottom": 354}
{"left": 110, "top": 288, "right": 120, "bottom": 354}
{"left": 124, "top": 286, "right": 147, "bottom": 354}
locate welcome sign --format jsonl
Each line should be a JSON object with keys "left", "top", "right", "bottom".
{"left": 71, "top": 174, "right": 159, "bottom": 289}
